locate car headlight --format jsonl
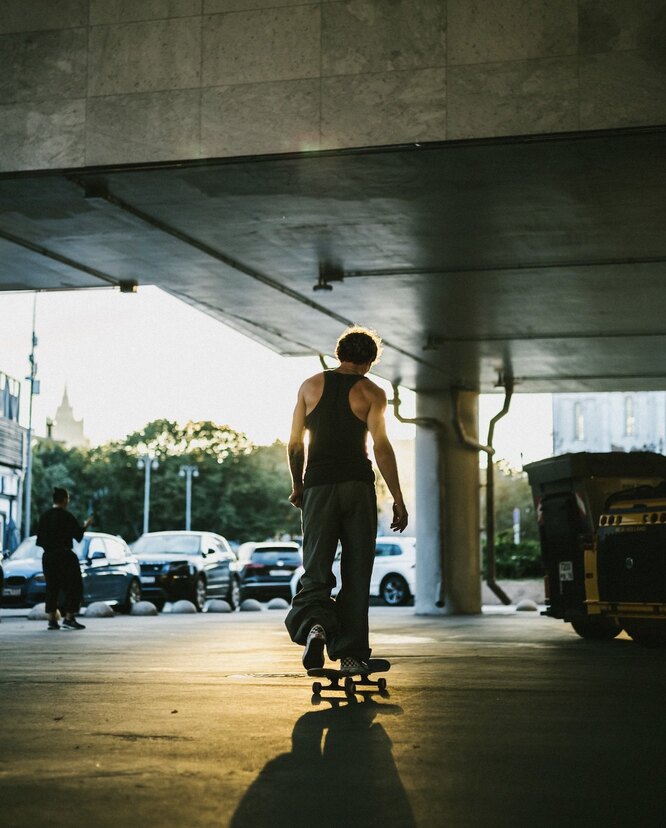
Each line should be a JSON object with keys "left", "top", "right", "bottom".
{"left": 167, "top": 563, "right": 191, "bottom": 578}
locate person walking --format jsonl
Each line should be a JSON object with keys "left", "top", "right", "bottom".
{"left": 36, "top": 486, "right": 92, "bottom": 631}
{"left": 285, "top": 326, "right": 408, "bottom": 674}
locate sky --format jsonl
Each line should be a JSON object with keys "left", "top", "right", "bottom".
{"left": 1, "top": 288, "right": 553, "bottom": 466}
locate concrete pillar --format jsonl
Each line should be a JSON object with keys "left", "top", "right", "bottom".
{"left": 415, "top": 390, "right": 481, "bottom": 615}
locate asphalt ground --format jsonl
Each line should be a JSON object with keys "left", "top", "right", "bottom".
{"left": 1, "top": 606, "right": 665, "bottom": 828}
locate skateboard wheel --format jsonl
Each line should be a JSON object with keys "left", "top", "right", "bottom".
{"left": 344, "top": 676, "right": 356, "bottom": 696}
{"left": 377, "top": 677, "right": 387, "bottom": 691}
{"left": 312, "top": 681, "right": 322, "bottom": 695}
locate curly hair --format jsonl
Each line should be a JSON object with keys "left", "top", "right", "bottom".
{"left": 335, "top": 326, "right": 383, "bottom": 366}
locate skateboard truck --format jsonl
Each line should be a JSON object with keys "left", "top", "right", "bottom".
{"left": 308, "top": 659, "right": 390, "bottom": 697}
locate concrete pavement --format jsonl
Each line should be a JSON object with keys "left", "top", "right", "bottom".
{"left": 1, "top": 606, "right": 665, "bottom": 827}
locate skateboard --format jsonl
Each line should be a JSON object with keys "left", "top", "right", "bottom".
{"left": 307, "top": 658, "right": 390, "bottom": 697}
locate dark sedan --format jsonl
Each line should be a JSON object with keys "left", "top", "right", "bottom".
{"left": 1, "top": 533, "right": 142, "bottom": 612}
{"left": 239, "top": 542, "right": 302, "bottom": 603}
{"left": 133, "top": 531, "right": 240, "bottom": 611}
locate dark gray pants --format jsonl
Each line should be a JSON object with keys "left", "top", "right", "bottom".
{"left": 285, "top": 480, "right": 377, "bottom": 661}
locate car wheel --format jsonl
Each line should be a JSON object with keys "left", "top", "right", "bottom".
{"left": 380, "top": 574, "right": 410, "bottom": 606}
{"left": 191, "top": 576, "right": 206, "bottom": 612}
{"left": 119, "top": 578, "right": 142, "bottom": 614}
{"left": 570, "top": 617, "right": 622, "bottom": 640}
{"left": 622, "top": 619, "right": 666, "bottom": 647}
{"left": 225, "top": 577, "right": 240, "bottom": 610}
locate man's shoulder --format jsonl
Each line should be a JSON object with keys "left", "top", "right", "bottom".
{"left": 357, "top": 376, "right": 386, "bottom": 401}
{"left": 299, "top": 372, "right": 325, "bottom": 407}
{"left": 301, "top": 372, "right": 325, "bottom": 390}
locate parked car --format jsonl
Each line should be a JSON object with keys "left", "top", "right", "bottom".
{"left": 132, "top": 531, "right": 239, "bottom": 611}
{"left": 290, "top": 537, "right": 416, "bottom": 606}
{"left": 239, "top": 541, "right": 302, "bottom": 603}
{"left": 1, "top": 533, "right": 142, "bottom": 612}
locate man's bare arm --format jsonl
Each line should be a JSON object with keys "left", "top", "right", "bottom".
{"left": 367, "top": 388, "right": 408, "bottom": 532}
{"left": 287, "top": 385, "right": 307, "bottom": 508}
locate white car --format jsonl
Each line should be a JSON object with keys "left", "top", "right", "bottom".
{"left": 290, "top": 536, "right": 416, "bottom": 606}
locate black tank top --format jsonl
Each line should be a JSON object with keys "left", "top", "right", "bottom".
{"left": 303, "top": 371, "right": 375, "bottom": 489}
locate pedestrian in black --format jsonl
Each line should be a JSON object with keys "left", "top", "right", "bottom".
{"left": 285, "top": 326, "right": 408, "bottom": 673}
{"left": 36, "top": 486, "right": 92, "bottom": 631}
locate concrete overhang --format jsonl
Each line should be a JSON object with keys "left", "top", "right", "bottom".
{"left": 1, "top": 127, "right": 665, "bottom": 394}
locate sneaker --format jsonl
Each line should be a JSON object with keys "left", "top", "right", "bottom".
{"left": 303, "top": 624, "right": 326, "bottom": 669}
{"left": 62, "top": 618, "right": 86, "bottom": 631}
{"left": 339, "top": 657, "right": 369, "bottom": 675}
{"left": 47, "top": 620, "right": 60, "bottom": 631}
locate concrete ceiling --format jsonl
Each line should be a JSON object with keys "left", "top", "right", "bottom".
{"left": 1, "top": 127, "right": 665, "bottom": 394}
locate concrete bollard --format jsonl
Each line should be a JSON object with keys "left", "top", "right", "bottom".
{"left": 130, "top": 601, "right": 159, "bottom": 616}
{"left": 204, "top": 599, "right": 232, "bottom": 613}
{"left": 266, "top": 598, "right": 290, "bottom": 610}
{"left": 515, "top": 599, "right": 539, "bottom": 612}
{"left": 240, "top": 599, "right": 263, "bottom": 612}
{"left": 171, "top": 600, "right": 198, "bottom": 614}
{"left": 85, "top": 602, "right": 115, "bottom": 618}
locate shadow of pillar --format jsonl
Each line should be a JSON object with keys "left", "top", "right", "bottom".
{"left": 230, "top": 697, "right": 415, "bottom": 828}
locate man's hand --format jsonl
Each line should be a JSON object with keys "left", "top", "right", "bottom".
{"left": 289, "top": 486, "right": 304, "bottom": 509}
{"left": 390, "top": 501, "right": 408, "bottom": 533}
{"left": 83, "top": 515, "right": 94, "bottom": 529}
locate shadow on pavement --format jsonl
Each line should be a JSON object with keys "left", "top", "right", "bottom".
{"left": 230, "top": 697, "right": 415, "bottom": 828}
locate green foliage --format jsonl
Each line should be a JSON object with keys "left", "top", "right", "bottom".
{"left": 30, "top": 441, "right": 87, "bottom": 523}
{"left": 479, "top": 461, "right": 543, "bottom": 579}
{"left": 483, "top": 460, "right": 539, "bottom": 543}
{"left": 482, "top": 537, "right": 544, "bottom": 579}
{"left": 30, "top": 420, "right": 300, "bottom": 544}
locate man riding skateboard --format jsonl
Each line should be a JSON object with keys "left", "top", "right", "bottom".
{"left": 285, "top": 326, "right": 408, "bottom": 674}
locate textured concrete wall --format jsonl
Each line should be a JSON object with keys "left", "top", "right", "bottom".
{"left": 0, "top": 0, "right": 665, "bottom": 171}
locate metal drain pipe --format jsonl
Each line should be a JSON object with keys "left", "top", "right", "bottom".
{"left": 452, "top": 379, "right": 514, "bottom": 605}
{"left": 484, "top": 378, "right": 514, "bottom": 604}
{"left": 453, "top": 377, "right": 515, "bottom": 606}
{"left": 390, "top": 383, "right": 442, "bottom": 430}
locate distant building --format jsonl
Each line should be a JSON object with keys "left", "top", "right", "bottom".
{"left": 49, "top": 386, "right": 90, "bottom": 450}
{"left": 0, "top": 371, "right": 24, "bottom": 551}
{"left": 552, "top": 392, "right": 666, "bottom": 456}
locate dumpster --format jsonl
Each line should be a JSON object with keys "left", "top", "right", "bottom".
{"left": 524, "top": 452, "right": 666, "bottom": 639}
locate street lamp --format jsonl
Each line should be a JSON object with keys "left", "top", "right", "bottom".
{"left": 23, "top": 294, "right": 39, "bottom": 539}
{"left": 179, "top": 465, "right": 199, "bottom": 531}
{"left": 137, "top": 454, "right": 158, "bottom": 535}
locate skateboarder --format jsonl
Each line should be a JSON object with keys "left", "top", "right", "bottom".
{"left": 36, "top": 486, "right": 92, "bottom": 631}
{"left": 285, "top": 326, "right": 408, "bottom": 674}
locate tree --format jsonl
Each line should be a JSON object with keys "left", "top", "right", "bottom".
{"left": 481, "top": 460, "right": 543, "bottom": 578}
{"left": 487, "top": 460, "right": 539, "bottom": 543}
{"left": 30, "top": 441, "right": 87, "bottom": 533}
{"left": 216, "top": 442, "right": 301, "bottom": 541}
{"left": 30, "top": 420, "right": 300, "bottom": 545}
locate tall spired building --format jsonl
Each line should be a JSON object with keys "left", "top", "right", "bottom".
{"left": 49, "top": 387, "right": 89, "bottom": 450}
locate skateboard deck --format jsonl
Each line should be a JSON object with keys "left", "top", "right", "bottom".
{"left": 307, "top": 658, "right": 390, "bottom": 696}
